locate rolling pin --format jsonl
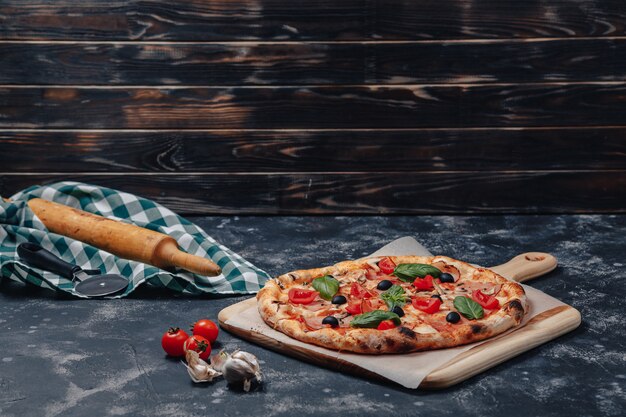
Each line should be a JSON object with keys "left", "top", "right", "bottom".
{"left": 27, "top": 198, "right": 221, "bottom": 276}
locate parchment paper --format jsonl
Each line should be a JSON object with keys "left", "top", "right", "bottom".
{"left": 225, "top": 237, "right": 566, "bottom": 388}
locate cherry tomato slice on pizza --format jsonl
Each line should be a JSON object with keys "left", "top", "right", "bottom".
{"left": 412, "top": 297, "right": 442, "bottom": 314}
{"left": 350, "top": 282, "right": 373, "bottom": 299}
{"left": 472, "top": 289, "right": 500, "bottom": 309}
{"left": 378, "top": 257, "right": 396, "bottom": 275}
{"left": 377, "top": 320, "right": 397, "bottom": 330}
{"left": 288, "top": 288, "right": 319, "bottom": 305}
{"left": 413, "top": 274, "right": 435, "bottom": 290}
{"left": 345, "top": 300, "right": 362, "bottom": 315}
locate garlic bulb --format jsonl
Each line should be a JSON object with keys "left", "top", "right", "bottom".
{"left": 183, "top": 350, "right": 222, "bottom": 383}
{"left": 216, "top": 350, "right": 263, "bottom": 392}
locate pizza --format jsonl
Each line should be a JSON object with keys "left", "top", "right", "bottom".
{"left": 256, "top": 255, "right": 527, "bottom": 354}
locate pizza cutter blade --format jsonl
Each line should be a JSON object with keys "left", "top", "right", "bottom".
{"left": 17, "top": 242, "right": 129, "bottom": 297}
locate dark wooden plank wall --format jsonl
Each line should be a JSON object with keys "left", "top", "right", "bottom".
{"left": 0, "top": 0, "right": 625, "bottom": 214}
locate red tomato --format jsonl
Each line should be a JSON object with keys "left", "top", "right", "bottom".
{"left": 184, "top": 335, "right": 211, "bottom": 361}
{"left": 288, "top": 288, "right": 319, "bottom": 305}
{"left": 350, "top": 282, "right": 373, "bottom": 299}
{"left": 345, "top": 301, "right": 362, "bottom": 315}
{"left": 361, "top": 298, "right": 381, "bottom": 313}
{"left": 377, "top": 320, "right": 397, "bottom": 330}
{"left": 413, "top": 275, "right": 434, "bottom": 290}
{"left": 472, "top": 290, "right": 500, "bottom": 309}
{"left": 412, "top": 297, "right": 442, "bottom": 314}
{"left": 378, "top": 257, "right": 396, "bottom": 275}
{"left": 161, "top": 327, "right": 189, "bottom": 357}
{"left": 191, "top": 319, "right": 219, "bottom": 344}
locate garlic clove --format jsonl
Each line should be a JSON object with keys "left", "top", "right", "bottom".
{"left": 183, "top": 350, "right": 222, "bottom": 383}
{"left": 222, "top": 350, "right": 263, "bottom": 392}
{"left": 210, "top": 350, "right": 230, "bottom": 373}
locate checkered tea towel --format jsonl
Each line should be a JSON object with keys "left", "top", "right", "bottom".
{"left": 0, "top": 182, "right": 270, "bottom": 298}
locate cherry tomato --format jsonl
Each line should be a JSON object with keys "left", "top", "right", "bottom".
{"left": 472, "top": 290, "right": 500, "bottom": 310}
{"left": 345, "top": 300, "right": 362, "bottom": 315}
{"left": 378, "top": 257, "right": 396, "bottom": 275}
{"left": 288, "top": 288, "right": 319, "bottom": 305}
{"left": 377, "top": 320, "right": 397, "bottom": 330}
{"left": 350, "top": 282, "right": 373, "bottom": 299}
{"left": 184, "top": 335, "right": 211, "bottom": 361}
{"left": 412, "top": 297, "right": 442, "bottom": 314}
{"left": 413, "top": 274, "right": 434, "bottom": 290}
{"left": 161, "top": 327, "right": 189, "bottom": 357}
{"left": 191, "top": 319, "right": 219, "bottom": 344}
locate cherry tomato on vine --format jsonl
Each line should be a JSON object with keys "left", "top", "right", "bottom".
{"left": 191, "top": 319, "right": 219, "bottom": 344}
{"left": 161, "top": 327, "right": 189, "bottom": 357}
{"left": 184, "top": 335, "right": 212, "bottom": 361}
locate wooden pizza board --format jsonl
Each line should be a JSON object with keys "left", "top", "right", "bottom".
{"left": 218, "top": 252, "right": 582, "bottom": 389}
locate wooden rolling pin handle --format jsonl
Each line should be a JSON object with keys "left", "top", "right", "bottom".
{"left": 154, "top": 239, "right": 221, "bottom": 276}
{"left": 490, "top": 252, "right": 558, "bottom": 283}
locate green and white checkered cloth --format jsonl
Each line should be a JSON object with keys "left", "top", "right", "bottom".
{"left": 0, "top": 182, "right": 270, "bottom": 298}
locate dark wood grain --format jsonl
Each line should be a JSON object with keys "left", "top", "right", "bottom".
{"left": 1, "top": 171, "right": 624, "bottom": 214}
{"left": 2, "top": 39, "right": 626, "bottom": 85}
{"left": 1, "top": 128, "right": 625, "bottom": 172}
{"left": 2, "top": 84, "right": 626, "bottom": 129}
{"left": 1, "top": 0, "right": 624, "bottom": 41}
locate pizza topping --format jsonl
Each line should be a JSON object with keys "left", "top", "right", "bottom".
{"left": 413, "top": 275, "right": 435, "bottom": 291}
{"left": 394, "top": 263, "right": 442, "bottom": 282}
{"left": 432, "top": 261, "right": 461, "bottom": 281}
{"left": 288, "top": 288, "right": 319, "bottom": 305}
{"left": 446, "top": 312, "right": 461, "bottom": 323}
{"left": 472, "top": 290, "right": 500, "bottom": 310}
{"left": 391, "top": 306, "right": 405, "bottom": 317}
{"left": 312, "top": 275, "right": 340, "bottom": 300}
{"left": 303, "top": 315, "right": 328, "bottom": 330}
{"left": 365, "top": 258, "right": 382, "bottom": 272}
{"left": 378, "top": 257, "right": 396, "bottom": 275}
{"left": 350, "top": 282, "right": 373, "bottom": 299}
{"left": 345, "top": 300, "right": 362, "bottom": 315}
{"left": 331, "top": 295, "right": 347, "bottom": 305}
{"left": 322, "top": 316, "right": 340, "bottom": 327}
{"left": 380, "top": 284, "right": 407, "bottom": 310}
{"left": 350, "top": 310, "right": 401, "bottom": 328}
{"left": 439, "top": 272, "right": 455, "bottom": 283}
{"left": 411, "top": 297, "right": 442, "bottom": 314}
{"left": 413, "top": 324, "right": 439, "bottom": 334}
{"left": 301, "top": 300, "right": 331, "bottom": 312}
{"left": 377, "top": 320, "right": 397, "bottom": 330}
{"left": 453, "top": 296, "right": 485, "bottom": 320}
{"left": 376, "top": 279, "right": 393, "bottom": 291}
{"left": 361, "top": 297, "right": 385, "bottom": 313}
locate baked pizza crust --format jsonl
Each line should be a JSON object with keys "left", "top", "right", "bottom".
{"left": 257, "top": 256, "right": 527, "bottom": 354}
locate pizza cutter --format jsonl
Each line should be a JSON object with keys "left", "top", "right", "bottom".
{"left": 17, "top": 242, "right": 129, "bottom": 297}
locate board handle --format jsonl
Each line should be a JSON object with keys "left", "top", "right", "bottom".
{"left": 490, "top": 252, "right": 557, "bottom": 283}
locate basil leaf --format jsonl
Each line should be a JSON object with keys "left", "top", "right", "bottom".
{"left": 350, "top": 310, "right": 401, "bottom": 328}
{"left": 453, "top": 296, "right": 484, "bottom": 320}
{"left": 380, "top": 285, "right": 407, "bottom": 310}
{"left": 311, "top": 275, "right": 340, "bottom": 300}
{"left": 393, "top": 263, "right": 442, "bottom": 282}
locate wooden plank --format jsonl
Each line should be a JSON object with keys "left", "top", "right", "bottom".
{"left": 1, "top": 1, "right": 624, "bottom": 41}
{"left": 2, "top": 84, "right": 626, "bottom": 129}
{"left": 2, "top": 128, "right": 626, "bottom": 172}
{"left": 2, "top": 39, "right": 626, "bottom": 85}
{"left": 0, "top": 171, "right": 624, "bottom": 214}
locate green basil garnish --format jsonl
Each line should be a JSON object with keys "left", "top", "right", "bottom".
{"left": 393, "top": 263, "right": 442, "bottom": 282}
{"left": 380, "top": 285, "right": 407, "bottom": 310}
{"left": 350, "top": 310, "right": 401, "bottom": 328}
{"left": 453, "top": 296, "right": 484, "bottom": 320}
{"left": 311, "top": 275, "right": 340, "bottom": 300}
